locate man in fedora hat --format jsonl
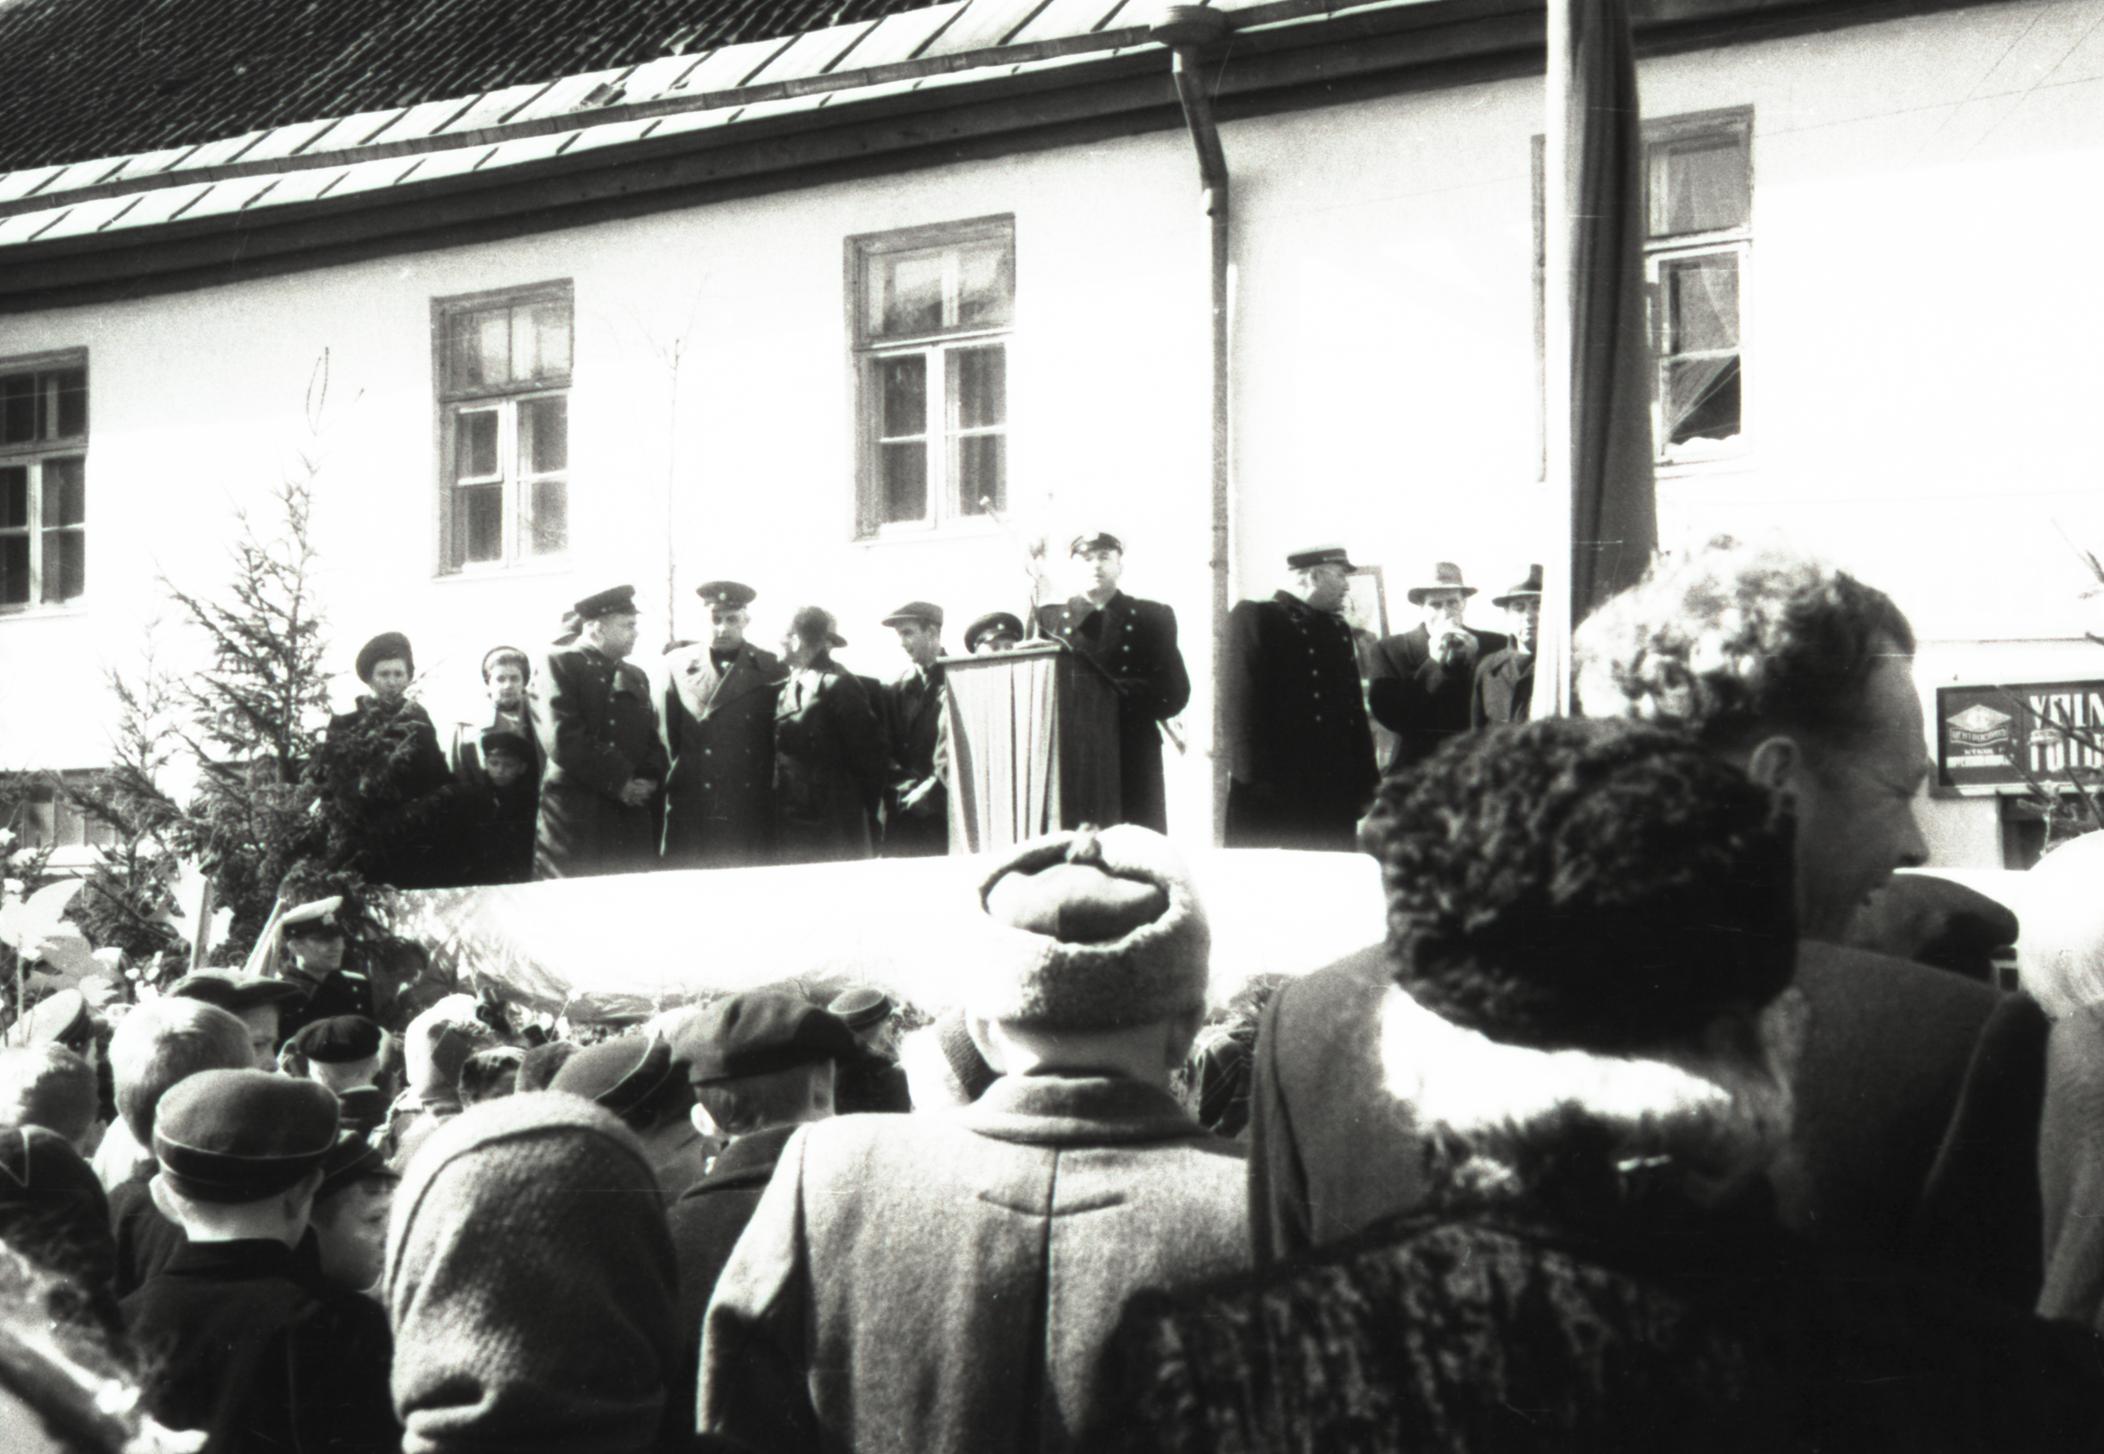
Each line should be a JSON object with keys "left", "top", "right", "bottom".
{"left": 1035, "top": 533, "right": 1191, "bottom": 833}
{"left": 532, "top": 584, "right": 669, "bottom": 878}
{"left": 1367, "top": 561, "right": 1510, "bottom": 773}
{"left": 1472, "top": 565, "right": 1543, "bottom": 727}
{"left": 662, "top": 581, "right": 787, "bottom": 870}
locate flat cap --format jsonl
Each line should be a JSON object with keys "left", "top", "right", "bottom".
{"left": 550, "top": 1034, "right": 679, "bottom": 1124}
{"left": 1070, "top": 532, "right": 1125, "bottom": 557}
{"left": 170, "top": 972, "right": 306, "bottom": 1013}
{"left": 827, "top": 987, "right": 893, "bottom": 1032}
{"left": 317, "top": 1129, "right": 395, "bottom": 1202}
{"left": 572, "top": 584, "right": 638, "bottom": 621}
{"left": 355, "top": 631, "right": 414, "bottom": 684}
{"left": 964, "top": 611, "right": 1025, "bottom": 654}
{"left": 695, "top": 580, "right": 757, "bottom": 610}
{"left": 12, "top": 989, "right": 90, "bottom": 1048}
{"left": 290, "top": 1015, "right": 382, "bottom": 1065}
{"left": 676, "top": 992, "right": 859, "bottom": 1085}
{"left": 479, "top": 729, "right": 534, "bottom": 761}
{"left": 153, "top": 1069, "right": 339, "bottom": 1203}
{"left": 1286, "top": 545, "right": 1355, "bottom": 572}
{"left": 881, "top": 601, "right": 944, "bottom": 630}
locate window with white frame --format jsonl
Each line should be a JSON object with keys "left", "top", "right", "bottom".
{"left": 435, "top": 283, "right": 571, "bottom": 571}
{"left": 1531, "top": 109, "right": 1751, "bottom": 467}
{"left": 851, "top": 218, "right": 1013, "bottom": 535}
{"left": 0, "top": 356, "right": 87, "bottom": 612}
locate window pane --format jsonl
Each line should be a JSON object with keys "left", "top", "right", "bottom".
{"left": 529, "top": 479, "right": 567, "bottom": 556}
{"left": 875, "top": 253, "right": 945, "bottom": 339}
{"left": 950, "top": 346, "right": 1005, "bottom": 429}
{"left": 880, "top": 443, "right": 927, "bottom": 523}
{"left": 1662, "top": 255, "right": 1739, "bottom": 354}
{"left": 955, "top": 434, "right": 1005, "bottom": 517}
{"left": 957, "top": 240, "right": 1014, "bottom": 329}
{"left": 454, "top": 484, "right": 504, "bottom": 565}
{"left": 0, "top": 466, "right": 25, "bottom": 529}
{"left": 448, "top": 308, "right": 512, "bottom": 392}
{"left": 46, "top": 369, "right": 87, "bottom": 440}
{"left": 454, "top": 409, "right": 500, "bottom": 480}
{"left": 877, "top": 355, "right": 927, "bottom": 439}
{"left": 41, "top": 529, "right": 83, "bottom": 603}
{"left": 516, "top": 301, "right": 572, "bottom": 383}
{"left": 0, "top": 534, "right": 26, "bottom": 605}
{"left": 1650, "top": 132, "right": 1749, "bottom": 238}
{"left": 40, "top": 456, "right": 85, "bottom": 527}
{"left": 1663, "top": 357, "right": 1742, "bottom": 446}
{"left": 521, "top": 395, "right": 567, "bottom": 474}
{"left": 0, "top": 375, "right": 33, "bottom": 446}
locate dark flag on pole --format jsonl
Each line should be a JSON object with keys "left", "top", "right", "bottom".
{"left": 1531, "top": 0, "right": 1657, "bottom": 720}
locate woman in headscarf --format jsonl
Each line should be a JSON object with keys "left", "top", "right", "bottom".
{"left": 771, "top": 607, "right": 887, "bottom": 865}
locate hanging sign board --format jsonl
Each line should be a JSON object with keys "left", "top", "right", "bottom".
{"left": 1937, "top": 681, "right": 2104, "bottom": 794}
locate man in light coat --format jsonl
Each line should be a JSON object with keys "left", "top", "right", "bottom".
{"left": 661, "top": 581, "right": 786, "bottom": 869}
{"left": 699, "top": 824, "right": 1249, "bottom": 1454}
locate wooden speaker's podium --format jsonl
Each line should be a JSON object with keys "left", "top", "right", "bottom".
{"left": 942, "top": 641, "right": 1121, "bottom": 854}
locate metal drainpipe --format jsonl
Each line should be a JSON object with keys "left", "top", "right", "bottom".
{"left": 1150, "top": 5, "right": 1234, "bottom": 844}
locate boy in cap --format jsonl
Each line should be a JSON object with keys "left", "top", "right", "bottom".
{"left": 534, "top": 583, "right": 669, "bottom": 878}
{"left": 827, "top": 985, "right": 911, "bottom": 1114}
{"left": 123, "top": 1069, "right": 397, "bottom": 1452}
{"left": 700, "top": 825, "right": 1249, "bottom": 1454}
{"left": 171, "top": 969, "right": 310, "bottom": 1070}
{"left": 662, "top": 580, "right": 787, "bottom": 870}
{"left": 310, "top": 1132, "right": 397, "bottom": 1297}
{"left": 880, "top": 601, "right": 951, "bottom": 858}
{"left": 289, "top": 1014, "right": 389, "bottom": 1136}
{"left": 550, "top": 1031, "right": 711, "bottom": 1202}
{"left": 667, "top": 991, "right": 856, "bottom": 1373}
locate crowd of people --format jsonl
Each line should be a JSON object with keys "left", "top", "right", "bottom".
{"left": 8, "top": 535, "right": 2104, "bottom": 1452}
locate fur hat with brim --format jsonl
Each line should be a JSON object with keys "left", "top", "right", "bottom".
{"left": 972, "top": 825, "right": 1208, "bottom": 1030}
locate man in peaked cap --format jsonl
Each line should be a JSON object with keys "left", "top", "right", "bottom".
{"left": 551, "top": 1032, "right": 711, "bottom": 1203}
{"left": 1366, "top": 560, "right": 1510, "bottom": 772}
{"left": 8, "top": 986, "right": 97, "bottom": 1057}
{"left": 1223, "top": 545, "right": 1379, "bottom": 851}
{"left": 662, "top": 579, "right": 787, "bottom": 870}
{"left": 700, "top": 825, "right": 1249, "bottom": 1454}
{"left": 272, "top": 895, "right": 381, "bottom": 1045}
{"left": 828, "top": 985, "right": 910, "bottom": 1115}
{"left": 965, "top": 610, "right": 1025, "bottom": 655}
{"left": 533, "top": 584, "right": 670, "bottom": 878}
{"left": 880, "top": 601, "right": 952, "bottom": 859}
{"left": 172, "top": 970, "right": 310, "bottom": 1071}
{"left": 1471, "top": 564, "right": 1543, "bottom": 728}
{"left": 289, "top": 1014, "right": 389, "bottom": 1136}
{"left": 1035, "top": 533, "right": 1191, "bottom": 833}
{"left": 122, "top": 1069, "right": 397, "bottom": 1452}
{"left": 666, "top": 992, "right": 857, "bottom": 1389}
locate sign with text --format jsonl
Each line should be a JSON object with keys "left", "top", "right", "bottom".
{"left": 1937, "top": 681, "right": 2104, "bottom": 793}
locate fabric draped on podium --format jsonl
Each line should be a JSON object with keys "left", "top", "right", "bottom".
{"left": 943, "top": 645, "right": 1119, "bottom": 855}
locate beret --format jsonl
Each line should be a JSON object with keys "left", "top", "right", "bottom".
{"left": 355, "top": 631, "right": 414, "bottom": 684}
{"left": 153, "top": 1069, "right": 339, "bottom": 1203}
{"left": 13, "top": 989, "right": 90, "bottom": 1048}
{"left": 170, "top": 972, "right": 305, "bottom": 1013}
{"left": 516, "top": 1040, "right": 580, "bottom": 1094}
{"left": 572, "top": 584, "right": 637, "bottom": 620}
{"left": 549, "top": 1034, "right": 679, "bottom": 1125}
{"left": 881, "top": 601, "right": 944, "bottom": 630}
{"left": 676, "top": 993, "right": 858, "bottom": 1085}
{"left": 974, "top": 825, "right": 1209, "bottom": 1031}
{"left": 1286, "top": 545, "right": 1355, "bottom": 571}
{"left": 964, "top": 611, "right": 1025, "bottom": 654}
{"left": 695, "top": 580, "right": 757, "bottom": 610}
{"left": 1069, "top": 532, "right": 1124, "bottom": 556}
{"left": 826, "top": 987, "right": 893, "bottom": 1032}
{"left": 336, "top": 1084, "right": 388, "bottom": 1136}
{"left": 290, "top": 1014, "right": 382, "bottom": 1065}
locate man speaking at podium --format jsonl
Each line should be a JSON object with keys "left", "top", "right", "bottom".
{"left": 1035, "top": 533, "right": 1191, "bottom": 833}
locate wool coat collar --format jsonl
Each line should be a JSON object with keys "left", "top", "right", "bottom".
{"left": 961, "top": 1073, "right": 1207, "bottom": 1147}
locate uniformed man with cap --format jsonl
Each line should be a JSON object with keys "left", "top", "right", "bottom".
{"left": 288, "top": 1014, "right": 389, "bottom": 1136}
{"left": 271, "top": 896, "right": 380, "bottom": 1045}
{"left": 1366, "top": 561, "right": 1511, "bottom": 771}
{"left": 121, "top": 1069, "right": 398, "bottom": 1452}
{"left": 879, "top": 601, "right": 951, "bottom": 858}
{"left": 1035, "top": 532, "right": 1191, "bottom": 832}
{"left": 964, "top": 611, "right": 1025, "bottom": 655}
{"left": 532, "top": 584, "right": 671, "bottom": 878}
{"left": 171, "top": 970, "right": 312, "bottom": 1070}
{"left": 1471, "top": 564, "right": 1543, "bottom": 728}
{"left": 550, "top": 1031, "right": 712, "bottom": 1203}
{"left": 662, "top": 580, "right": 788, "bottom": 869}
{"left": 1223, "top": 545, "right": 1379, "bottom": 851}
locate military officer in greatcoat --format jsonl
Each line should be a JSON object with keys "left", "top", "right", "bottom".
{"left": 1367, "top": 561, "right": 1511, "bottom": 772}
{"left": 662, "top": 581, "right": 788, "bottom": 870}
{"left": 879, "top": 601, "right": 950, "bottom": 858}
{"left": 1033, "top": 533, "right": 1191, "bottom": 833}
{"left": 1472, "top": 565, "right": 1543, "bottom": 728}
{"left": 1223, "top": 545, "right": 1379, "bottom": 851}
{"left": 531, "top": 584, "right": 669, "bottom": 879}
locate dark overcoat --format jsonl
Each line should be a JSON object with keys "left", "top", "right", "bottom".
{"left": 663, "top": 642, "right": 787, "bottom": 869}
{"left": 882, "top": 662, "right": 949, "bottom": 857}
{"left": 122, "top": 1238, "right": 399, "bottom": 1454}
{"left": 1366, "top": 622, "right": 1510, "bottom": 772}
{"left": 1221, "top": 593, "right": 1376, "bottom": 851}
{"left": 1470, "top": 646, "right": 1535, "bottom": 727}
{"left": 667, "top": 1123, "right": 799, "bottom": 1395}
{"left": 531, "top": 642, "right": 668, "bottom": 879}
{"left": 1035, "top": 592, "right": 1190, "bottom": 833}
{"left": 773, "top": 660, "right": 887, "bottom": 865}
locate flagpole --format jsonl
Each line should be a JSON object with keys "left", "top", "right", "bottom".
{"left": 1538, "top": 0, "right": 1578, "bottom": 720}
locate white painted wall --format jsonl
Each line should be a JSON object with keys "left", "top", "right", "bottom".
{"left": 8, "top": 0, "right": 2104, "bottom": 863}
